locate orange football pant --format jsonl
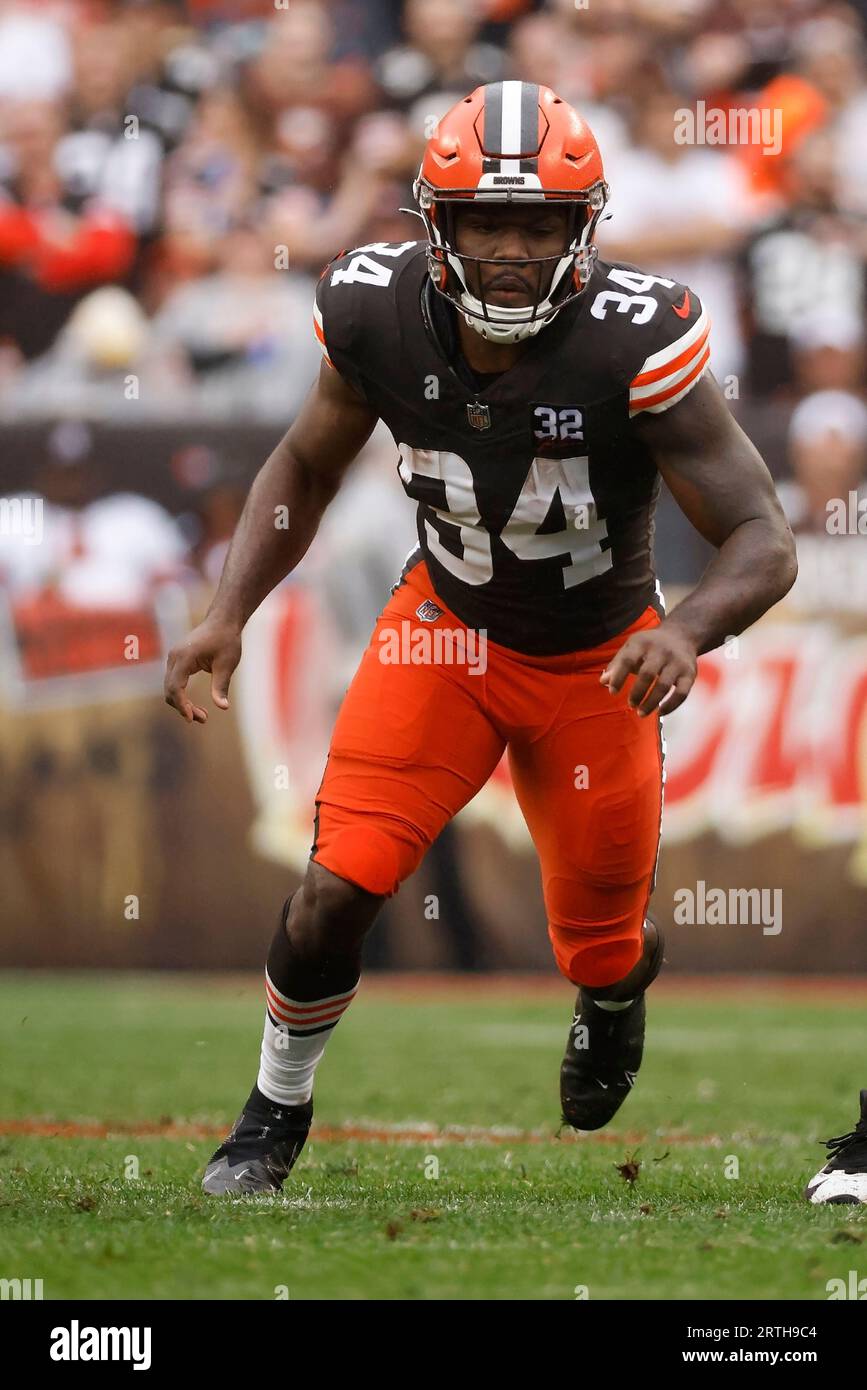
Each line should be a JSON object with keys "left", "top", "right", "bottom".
{"left": 312, "top": 561, "right": 664, "bottom": 989}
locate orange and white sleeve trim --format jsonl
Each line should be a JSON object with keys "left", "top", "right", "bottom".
{"left": 628, "top": 305, "right": 711, "bottom": 416}
{"left": 313, "top": 301, "right": 333, "bottom": 368}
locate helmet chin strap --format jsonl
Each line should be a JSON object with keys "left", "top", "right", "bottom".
{"left": 461, "top": 304, "right": 551, "bottom": 344}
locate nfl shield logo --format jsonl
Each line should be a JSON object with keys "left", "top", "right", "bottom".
{"left": 416, "top": 599, "right": 443, "bottom": 623}
{"left": 467, "top": 401, "right": 491, "bottom": 431}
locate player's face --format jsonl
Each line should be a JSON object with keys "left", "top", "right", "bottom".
{"left": 452, "top": 203, "right": 573, "bottom": 307}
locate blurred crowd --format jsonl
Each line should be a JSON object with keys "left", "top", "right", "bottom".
{"left": 1, "top": 0, "right": 866, "bottom": 615}
{"left": 1, "top": 0, "right": 866, "bottom": 972}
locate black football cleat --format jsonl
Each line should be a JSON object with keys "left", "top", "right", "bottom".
{"left": 560, "top": 993, "right": 646, "bottom": 1131}
{"left": 804, "top": 1090, "right": 867, "bottom": 1205}
{"left": 560, "top": 923, "right": 664, "bottom": 1132}
{"left": 202, "top": 1085, "right": 312, "bottom": 1196}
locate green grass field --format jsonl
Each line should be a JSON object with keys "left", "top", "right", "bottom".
{"left": 1, "top": 972, "right": 865, "bottom": 1301}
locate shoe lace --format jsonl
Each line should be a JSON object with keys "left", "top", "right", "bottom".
{"left": 822, "top": 1114, "right": 867, "bottom": 1159}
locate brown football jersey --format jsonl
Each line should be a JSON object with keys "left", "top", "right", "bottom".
{"left": 314, "top": 240, "right": 710, "bottom": 654}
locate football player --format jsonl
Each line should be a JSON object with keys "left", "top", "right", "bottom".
{"left": 164, "top": 83, "right": 798, "bottom": 1196}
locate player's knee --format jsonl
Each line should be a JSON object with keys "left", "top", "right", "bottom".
{"left": 549, "top": 925, "right": 642, "bottom": 990}
{"left": 312, "top": 817, "right": 422, "bottom": 900}
{"left": 286, "top": 861, "right": 382, "bottom": 959}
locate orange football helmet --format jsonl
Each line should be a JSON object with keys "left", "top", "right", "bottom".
{"left": 413, "top": 81, "right": 609, "bottom": 343}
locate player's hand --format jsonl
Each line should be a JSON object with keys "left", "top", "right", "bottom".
{"left": 164, "top": 617, "right": 242, "bottom": 725}
{"left": 600, "top": 621, "right": 697, "bottom": 717}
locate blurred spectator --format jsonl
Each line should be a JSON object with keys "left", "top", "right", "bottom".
{"left": 190, "top": 477, "right": 248, "bottom": 586}
{"left": 505, "top": 11, "right": 632, "bottom": 166}
{"left": 263, "top": 109, "right": 417, "bottom": 270}
{"left": 324, "top": 0, "right": 405, "bottom": 64}
{"left": 243, "top": 3, "right": 376, "bottom": 136}
{"left": 0, "top": 100, "right": 138, "bottom": 360}
{"left": 149, "top": 220, "right": 320, "bottom": 420}
{"left": 0, "top": 421, "right": 191, "bottom": 608}
{"left": 63, "top": 18, "right": 164, "bottom": 236}
{"left": 792, "top": 13, "right": 867, "bottom": 216}
{"left": 734, "top": 73, "right": 828, "bottom": 209}
{"left": 597, "top": 86, "right": 754, "bottom": 384}
{"left": 791, "top": 307, "right": 865, "bottom": 394}
{"left": 781, "top": 388, "right": 867, "bottom": 533}
{"left": 126, "top": 27, "right": 224, "bottom": 155}
{"left": 739, "top": 127, "right": 867, "bottom": 397}
{"left": 705, "top": 0, "right": 798, "bottom": 89}
{"left": 3, "top": 284, "right": 193, "bottom": 422}
{"left": 779, "top": 388, "right": 867, "bottom": 614}
{"left": 155, "top": 87, "right": 260, "bottom": 296}
{"left": 0, "top": 1, "right": 71, "bottom": 102}
{"left": 378, "top": 0, "right": 505, "bottom": 116}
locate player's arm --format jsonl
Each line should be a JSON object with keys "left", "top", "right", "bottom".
{"left": 164, "top": 360, "right": 378, "bottom": 724}
{"left": 603, "top": 372, "right": 797, "bottom": 717}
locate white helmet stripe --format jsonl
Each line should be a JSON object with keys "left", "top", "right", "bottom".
{"left": 499, "top": 80, "right": 524, "bottom": 175}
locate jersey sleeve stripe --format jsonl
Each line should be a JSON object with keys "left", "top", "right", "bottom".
{"left": 630, "top": 333, "right": 709, "bottom": 408}
{"left": 312, "top": 303, "right": 334, "bottom": 367}
{"left": 631, "top": 306, "right": 710, "bottom": 387}
{"left": 632, "top": 320, "right": 709, "bottom": 392}
{"left": 629, "top": 342, "right": 710, "bottom": 414}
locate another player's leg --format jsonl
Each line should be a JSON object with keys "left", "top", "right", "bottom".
{"left": 204, "top": 562, "right": 505, "bottom": 1195}
{"left": 504, "top": 607, "right": 666, "bottom": 1131}
{"left": 804, "top": 1090, "right": 867, "bottom": 1204}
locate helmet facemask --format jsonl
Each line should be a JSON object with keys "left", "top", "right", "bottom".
{"left": 414, "top": 179, "right": 610, "bottom": 344}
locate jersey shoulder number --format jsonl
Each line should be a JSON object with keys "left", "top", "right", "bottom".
{"left": 313, "top": 241, "right": 423, "bottom": 397}
{"left": 588, "top": 261, "right": 711, "bottom": 416}
{"left": 329, "top": 240, "right": 419, "bottom": 288}
{"left": 313, "top": 240, "right": 423, "bottom": 371}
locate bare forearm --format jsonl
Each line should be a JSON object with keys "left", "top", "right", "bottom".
{"left": 207, "top": 437, "right": 338, "bottom": 627}
{"left": 663, "top": 518, "right": 797, "bottom": 654}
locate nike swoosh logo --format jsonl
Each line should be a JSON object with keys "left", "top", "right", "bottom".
{"left": 595, "top": 1080, "right": 609, "bottom": 1090}
{"left": 673, "top": 290, "right": 690, "bottom": 319}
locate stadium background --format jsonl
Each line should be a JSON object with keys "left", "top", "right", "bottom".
{"left": 1, "top": 0, "right": 866, "bottom": 977}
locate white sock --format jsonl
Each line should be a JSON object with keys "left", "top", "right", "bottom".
{"left": 257, "top": 970, "right": 358, "bottom": 1106}
{"left": 595, "top": 997, "right": 635, "bottom": 1012}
